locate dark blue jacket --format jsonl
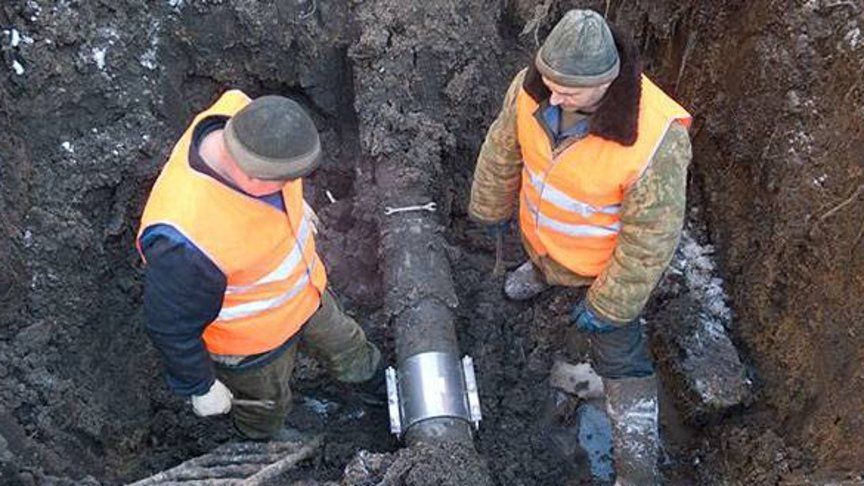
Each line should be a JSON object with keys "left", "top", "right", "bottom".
{"left": 141, "top": 116, "right": 288, "bottom": 396}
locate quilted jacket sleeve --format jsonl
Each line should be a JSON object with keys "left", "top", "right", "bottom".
{"left": 468, "top": 69, "right": 528, "bottom": 224}
{"left": 586, "top": 122, "right": 693, "bottom": 323}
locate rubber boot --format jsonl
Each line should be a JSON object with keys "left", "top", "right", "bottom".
{"left": 504, "top": 260, "right": 550, "bottom": 300}
{"left": 604, "top": 375, "right": 659, "bottom": 486}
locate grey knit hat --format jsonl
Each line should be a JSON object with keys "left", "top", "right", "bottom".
{"left": 224, "top": 95, "right": 322, "bottom": 180}
{"left": 535, "top": 9, "right": 620, "bottom": 87}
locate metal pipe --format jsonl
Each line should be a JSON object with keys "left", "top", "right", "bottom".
{"left": 378, "top": 208, "right": 479, "bottom": 445}
{"left": 386, "top": 352, "right": 481, "bottom": 442}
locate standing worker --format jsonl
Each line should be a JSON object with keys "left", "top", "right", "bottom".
{"left": 469, "top": 9, "right": 692, "bottom": 484}
{"left": 137, "top": 90, "right": 382, "bottom": 441}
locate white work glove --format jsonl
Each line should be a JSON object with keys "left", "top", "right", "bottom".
{"left": 191, "top": 379, "right": 233, "bottom": 417}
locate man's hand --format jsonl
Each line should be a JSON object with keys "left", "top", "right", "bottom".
{"left": 571, "top": 300, "right": 617, "bottom": 333}
{"left": 191, "top": 379, "right": 233, "bottom": 417}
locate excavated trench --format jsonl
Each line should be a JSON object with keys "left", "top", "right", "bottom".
{"left": 1, "top": 0, "right": 863, "bottom": 484}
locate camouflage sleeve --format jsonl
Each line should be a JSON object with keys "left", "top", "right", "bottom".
{"left": 586, "top": 122, "right": 692, "bottom": 324}
{"left": 468, "top": 69, "right": 527, "bottom": 224}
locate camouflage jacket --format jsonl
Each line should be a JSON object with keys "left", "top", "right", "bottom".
{"left": 469, "top": 68, "right": 692, "bottom": 324}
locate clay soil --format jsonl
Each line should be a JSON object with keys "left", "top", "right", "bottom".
{"left": 1, "top": 0, "right": 862, "bottom": 484}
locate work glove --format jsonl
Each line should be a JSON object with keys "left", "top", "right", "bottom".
{"left": 191, "top": 379, "right": 233, "bottom": 417}
{"left": 571, "top": 300, "right": 618, "bottom": 334}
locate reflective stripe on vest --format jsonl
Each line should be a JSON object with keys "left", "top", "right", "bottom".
{"left": 522, "top": 193, "right": 622, "bottom": 238}
{"left": 218, "top": 217, "right": 316, "bottom": 321}
{"left": 137, "top": 89, "right": 327, "bottom": 356}
{"left": 523, "top": 166, "right": 622, "bottom": 218}
{"left": 224, "top": 215, "right": 314, "bottom": 295}
{"left": 217, "top": 258, "right": 316, "bottom": 322}
{"left": 516, "top": 74, "right": 692, "bottom": 276}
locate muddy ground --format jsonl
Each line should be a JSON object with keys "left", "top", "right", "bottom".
{"left": 1, "top": 0, "right": 862, "bottom": 484}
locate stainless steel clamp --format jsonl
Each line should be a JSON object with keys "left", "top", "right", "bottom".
{"left": 385, "top": 351, "right": 482, "bottom": 438}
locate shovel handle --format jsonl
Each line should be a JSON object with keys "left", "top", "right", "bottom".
{"left": 492, "top": 231, "right": 505, "bottom": 277}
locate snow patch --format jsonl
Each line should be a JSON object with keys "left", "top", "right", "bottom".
{"left": 26, "top": 1, "right": 42, "bottom": 16}
{"left": 88, "top": 27, "right": 119, "bottom": 71}
{"left": 671, "top": 230, "right": 733, "bottom": 328}
{"left": 140, "top": 22, "right": 161, "bottom": 70}
{"left": 11, "top": 60, "right": 25, "bottom": 75}
{"left": 140, "top": 47, "right": 158, "bottom": 70}
{"left": 1, "top": 28, "right": 32, "bottom": 47}
{"left": 846, "top": 27, "right": 861, "bottom": 50}
{"left": 61, "top": 141, "right": 74, "bottom": 153}
{"left": 92, "top": 47, "right": 107, "bottom": 70}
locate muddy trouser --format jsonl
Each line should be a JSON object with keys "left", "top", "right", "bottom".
{"left": 587, "top": 321, "right": 654, "bottom": 380}
{"left": 215, "top": 289, "right": 381, "bottom": 440}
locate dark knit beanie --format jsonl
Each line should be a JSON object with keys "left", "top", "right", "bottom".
{"left": 224, "top": 95, "right": 322, "bottom": 180}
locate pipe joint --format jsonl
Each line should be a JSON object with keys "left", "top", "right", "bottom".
{"left": 386, "top": 351, "right": 482, "bottom": 438}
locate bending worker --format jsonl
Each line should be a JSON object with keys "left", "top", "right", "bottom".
{"left": 137, "top": 90, "right": 382, "bottom": 441}
{"left": 469, "top": 9, "right": 692, "bottom": 484}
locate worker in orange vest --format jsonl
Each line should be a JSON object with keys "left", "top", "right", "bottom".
{"left": 469, "top": 9, "right": 692, "bottom": 484}
{"left": 137, "top": 91, "right": 382, "bottom": 441}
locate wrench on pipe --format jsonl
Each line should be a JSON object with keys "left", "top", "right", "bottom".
{"left": 384, "top": 202, "right": 437, "bottom": 215}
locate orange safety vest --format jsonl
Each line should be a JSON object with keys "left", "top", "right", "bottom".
{"left": 517, "top": 75, "right": 692, "bottom": 276}
{"left": 137, "top": 90, "right": 327, "bottom": 356}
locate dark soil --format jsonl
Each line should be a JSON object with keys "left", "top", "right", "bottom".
{"left": 339, "top": 442, "right": 493, "bottom": 486}
{"left": 0, "top": 0, "right": 862, "bottom": 484}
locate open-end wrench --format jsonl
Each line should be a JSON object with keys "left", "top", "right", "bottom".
{"left": 383, "top": 201, "right": 437, "bottom": 215}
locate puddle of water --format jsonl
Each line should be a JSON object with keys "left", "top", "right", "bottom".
{"left": 577, "top": 400, "right": 614, "bottom": 482}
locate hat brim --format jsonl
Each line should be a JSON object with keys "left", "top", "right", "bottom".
{"left": 224, "top": 117, "right": 323, "bottom": 181}
{"left": 535, "top": 49, "right": 620, "bottom": 88}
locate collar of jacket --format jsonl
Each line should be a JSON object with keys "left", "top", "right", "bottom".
{"left": 522, "top": 25, "right": 642, "bottom": 147}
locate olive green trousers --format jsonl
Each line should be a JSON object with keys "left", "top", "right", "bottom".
{"left": 216, "top": 290, "right": 381, "bottom": 439}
